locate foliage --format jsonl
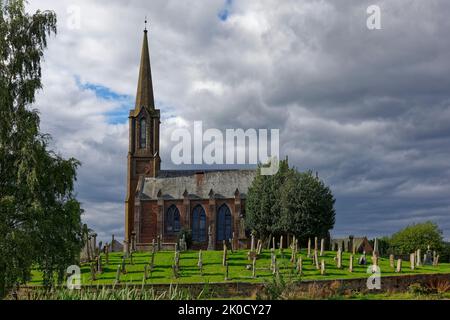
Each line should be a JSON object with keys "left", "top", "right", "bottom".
{"left": 389, "top": 222, "right": 444, "bottom": 255}
{"left": 245, "top": 159, "right": 336, "bottom": 244}
{"left": 0, "top": 0, "right": 83, "bottom": 297}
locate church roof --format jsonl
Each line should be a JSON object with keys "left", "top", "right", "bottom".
{"left": 139, "top": 169, "right": 257, "bottom": 200}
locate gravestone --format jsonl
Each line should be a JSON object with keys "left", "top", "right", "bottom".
{"left": 314, "top": 237, "right": 318, "bottom": 252}
{"left": 198, "top": 250, "right": 203, "bottom": 275}
{"left": 179, "top": 234, "right": 187, "bottom": 252}
{"left": 389, "top": 254, "right": 395, "bottom": 268}
{"left": 424, "top": 246, "right": 433, "bottom": 265}
{"left": 373, "top": 238, "right": 379, "bottom": 257}
{"left": 297, "top": 255, "right": 303, "bottom": 274}
{"left": 358, "top": 251, "right": 367, "bottom": 265}
{"left": 416, "top": 249, "right": 421, "bottom": 267}
{"left": 279, "top": 235, "right": 284, "bottom": 255}
{"left": 307, "top": 238, "right": 311, "bottom": 258}
{"left": 396, "top": 259, "right": 402, "bottom": 273}
{"left": 410, "top": 253, "right": 415, "bottom": 270}
{"left": 97, "top": 255, "right": 103, "bottom": 274}
{"left": 320, "top": 259, "right": 326, "bottom": 275}
{"left": 250, "top": 231, "right": 256, "bottom": 253}
{"left": 272, "top": 237, "right": 276, "bottom": 251}
{"left": 90, "top": 263, "right": 96, "bottom": 281}
{"left": 257, "top": 240, "right": 263, "bottom": 255}
{"left": 123, "top": 240, "right": 129, "bottom": 259}
{"left": 223, "top": 241, "right": 228, "bottom": 266}
{"left": 252, "top": 257, "right": 257, "bottom": 279}
{"left": 114, "top": 265, "right": 121, "bottom": 284}
{"left": 337, "top": 248, "right": 342, "bottom": 269}
{"left": 433, "top": 254, "right": 439, "bottom": 267}
{"left": 314, "top": 249, "right": 320, "bottom": 270}
{"left": 207, "top": 226, "right": 214, "bottom": 251}
{"left": 320, "top": 238, "right": 325, "bottom": 257}
{"left": 349, "top": 255, "right": 353, "bottom": 272}
{"left": 271, "top": 249, "right": 277, "bottom": 274}
{"left": 130, "top": 232, "right": 136, "bottom": 253}
{"left": 111, "top": 234, "right": 115, "bottom": 252}
{"left": 157, "top": 235, "right": 162, "bottom": 251}
{"left": 105, "top": 244, "right": 109, "bottom": 265}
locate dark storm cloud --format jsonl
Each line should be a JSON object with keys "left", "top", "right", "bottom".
{"left": 30, "top": 0, "right": 450, "bottom": 241}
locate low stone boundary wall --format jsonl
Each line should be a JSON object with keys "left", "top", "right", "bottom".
{"left": 19, "top": 273, "right": 449, "bottom": 299}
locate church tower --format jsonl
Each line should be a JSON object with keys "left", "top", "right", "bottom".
{"left": 125, "top": 26, "right": 161, "bottom": 242}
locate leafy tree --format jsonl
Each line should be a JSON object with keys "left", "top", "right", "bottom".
{"left": 0, "top": 0, "right": 83, "bottom": 297}
{"left": 280, "top": 170, "right": 335, "bottom": 244}
{"left": 245, "top": 160, "right": 290, "bottom": 242}
{"left": 245, "top": 160, "right": 336, "bottom": 245}
{"left": 389, "top": 222, "right": 444, "bottom": 255}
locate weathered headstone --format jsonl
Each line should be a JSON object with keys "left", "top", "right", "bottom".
{"left": 433, "top": 254, "right": 439, "bottom": 267}
{"left": 223, "top": 241, "right": 228, "bottom": 267}
{"left": 130, "top": 251, "right": 134, "bottom": 265}
{"left": 97, "top": 255, "right": 103, "bottom": 274}
{"left": 272, "top": 237, "right": 275, "bottom": 251}
{"left": 207, "top": 226, "right": 214, "bottom": 251}
{"left": 416, "top": 249, "right": 421, "bottom": 267}
{"left": 307, "top": 238, "right": 311, "bottom": 258}
{"left": 314, "top": 249, "right": 320, "bottom": 270}
{"left": 410, "top": 253, "right": 415, "bottom": 270}
{"left": 424, "top": 246, "right": 433, "bottom": 265}
{"left": 358, "top": 251, "right": 367, "bottom": 265}
{"left": 250, "top": 231, "right": 256, "bottom": 252}
{"left": 320, "top": 238, "right": 325, "bottom": 256}
{"left": 373, "top": 238, "right": 379, "bottom": 257}
{"left": 90, "top": 263, "right": 96, "bottom": 281}
{"left": 389, "top": 254, "right": 395, "bottom": 268}
{"left": 314, "top": 237, "right": 318, "bottom": 252}
{"left": 105, "top": 244, "right": 109, "bottom": 265}
{"left": 123, "top": 240, "right": 129, "bottom": 258}
{"left": 114, "top": 265, "right": 121, "bottom": 284}
{"left": 320, "top": 259, "right": 326, "bottom": 275}
{"left": 337, "top": 248, "right": 342, "bottom": 269}
{"left": 279, "top": 235, "right": 284, "bottom": 258}
{"left": 157, "top": 235, "right": 162, "bottom": 251}
{"left": 396, "top": 259, "right": 402, "bottom": 273}
{"left": 349, "top": 255, "right": 354, "bottom": 272}
{"left": 252, "top": 257, "right": 257, "bottom": 279}
{"left": 198, "top": 250, "right": 203, "bottom": 275}
{"left": 257, "top": 240, "right": 263, "bottom": 255}
{"left": 297, "top": 255, "right": 303, "bottom": 274}
{"left": 271, "top": 249, "right": 277, "bottom": 274}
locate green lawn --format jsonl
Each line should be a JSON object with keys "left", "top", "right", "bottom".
{"left": 29, "top": 249, "right": 450, "bottom": 286}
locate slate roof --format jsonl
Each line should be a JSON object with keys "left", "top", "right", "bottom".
{"left": 139, "top": 169, "right": 257, "bottom": 200}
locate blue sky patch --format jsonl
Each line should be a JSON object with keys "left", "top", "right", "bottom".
{"left": 75, "top": 77, "right": 133, "bottom": 124}
{"left": 218, "top": 0, "right": 233, "bottom": 21}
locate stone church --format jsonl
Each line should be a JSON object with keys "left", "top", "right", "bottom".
{"left": 125, "top": 28, "right": 256, "bottom": 250}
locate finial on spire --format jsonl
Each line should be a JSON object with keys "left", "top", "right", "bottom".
{"left": 144, "top": 16, "right": 148, "bottom": 32}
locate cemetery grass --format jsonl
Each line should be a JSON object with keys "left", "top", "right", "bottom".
{"left": 28, "top": 249, "right": 450, "bottom": 286}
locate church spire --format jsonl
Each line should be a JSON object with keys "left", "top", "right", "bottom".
{"left": 135, "top": 25, "right": 155, "bottom": 111}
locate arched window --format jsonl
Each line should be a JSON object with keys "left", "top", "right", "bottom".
{"left": 217, "top": 204, "right": 232, "bottom": 242}
{"left": 192, "top": 205, "right": 206, "bottom": 242}
{"left": 139, "top": 118, "right": 146, "bottom": 149}
{"left": 165, "top": 205, "right": 180, "bottom": 233}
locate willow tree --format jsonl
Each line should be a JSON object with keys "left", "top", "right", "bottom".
{"left": 0, "top": 0, "right": 83, "bottom": 297}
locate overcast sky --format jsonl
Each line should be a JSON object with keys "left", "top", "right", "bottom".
{"left": 28, "top": 0, "right": 450, "bottom": 242}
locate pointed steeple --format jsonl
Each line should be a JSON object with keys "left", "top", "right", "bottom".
{"left": 135, "top": 28, "right": 155, "bottom": 111}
